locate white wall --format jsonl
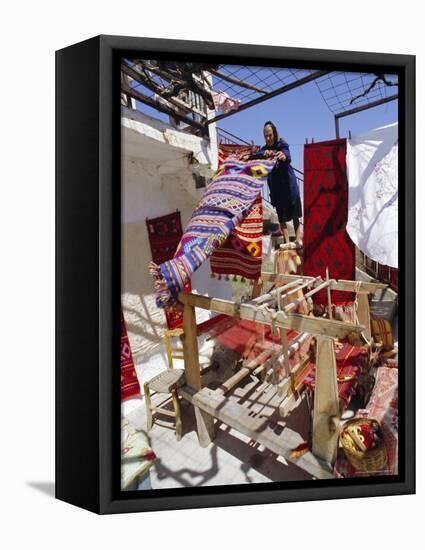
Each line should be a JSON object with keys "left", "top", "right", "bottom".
{"left": 121, "top": 117, "right": 231, "bottom": 361}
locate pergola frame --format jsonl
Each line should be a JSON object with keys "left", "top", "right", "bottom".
{"left": 334, "top": 93, "right": 398, "bottom": 138}
{"left": 122, "top": 59, "right": 399, "bottom": 142}
{"left": 121, "top": 59, "right": 330, "bottom": 134}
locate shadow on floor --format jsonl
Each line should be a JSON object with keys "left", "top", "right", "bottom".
{"left": 26, "top": 481, "right": 55, "bottom": 498}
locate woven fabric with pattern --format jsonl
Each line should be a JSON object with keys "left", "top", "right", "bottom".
{"left": 151, "top": 158, "right": 275, "bottom": 308}
{"left": 303, "top": 139, "right": 355, "bottom": 304}
{"left": 121, "top": 310, "right": 140, "bottom": 401}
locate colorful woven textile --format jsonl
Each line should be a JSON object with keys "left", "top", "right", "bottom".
{"left": 348, "top": 366, "right": 398, "bottom": 476}
{"left": 146, "top": 210, "right": 190, "bottom": 329}
{"left": 121, "top": 310, "right": 141, "bottom": 401}
{"left": 303, "top": 139, "right": 355, "bottom": 304}
{"left": 151, "top": 158, "right": 275, "bottom": 308}
{"left": 210, "top": 194, "right": 263, "bottom": 280}
{"left": 303, "top": 342, "right": 369, "bottom": 408}
{"left": 217, "top": 143, "right": 258, "bottom": 165}
{"left": 210, "top": 144, "right": 263, "bottom": 280}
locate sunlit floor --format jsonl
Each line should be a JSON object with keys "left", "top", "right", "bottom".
{"left": 125, "top": 365, "right": 314, "bottom": 490}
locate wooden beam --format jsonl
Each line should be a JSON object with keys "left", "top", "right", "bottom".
{"left": 278, "top": 392, "right": 304, "bottom": 418}
{"left": 248, "top": 278, "right": 304, "bottom": 306}
{"left": 243, "top": 348, "right": 276, "bottom": 370}
{"left": 279, "top": 242, "right": 301, "bottom": 251}
{"left": 335, "top": 93, "right": 398, "bottom": 120}
{"left": 282, "top": 280, "right": 331, "bottom": 314}
{"left": 216, "top": 345, "right": 277, "bottom": 395}
{"left": 131, "top": 60, "right": 216, "bottom": 111}
{"left": 179, "top": 386, "right": 334, "bottom": 479}
{"left": 122, "top": 61, "right": 208, "bottom": 119}
{"left": 217, "top": 367, "right": 252, "bottom": 395}
{"left": 239, "top": 304, "right": 364, "bottom": 340}
{"left": 134, "top": 61, "right": 187, "bottom": 86}
{"left": 333, "top": 278, "right": 387, "bottom": 293}
{"left": 121, "top": 82, "right": 206, "bottom": 132}
{"left": 356, "top": 292, "right": 372, "bottom": 340}
{"left": 178, "top": 292, "right": 238, "bottom": 316}
{"left": 261, "top": 272, "right": 387, "bottom": 294}
{"left": 181, "top": 303, "right": 215, "bottom": 445}
{"left": 122, "top": 62, "right": 184, "bottom": 108}
{"left": 194, "top": 406, "right": 216, "bottom": 447}
{"left": 312, "top": 337, "right": 340, "bottom": 465}
{"left": 326, "top": 268, "right": 333, "bottom": 320}
{"left": 262, "top": 273, "right": 315, "bottom": 284}
{"left": 179, "top": 290, "right": 365, "bottom": 339}
{"left": 276, "top": 287, "right": 290, "bottom": 381}
{"left": 182, "top": 303, "right": 202, "bottom": 390}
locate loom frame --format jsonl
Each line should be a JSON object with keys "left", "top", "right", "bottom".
{"left": 55, "top": 34, "right": 415, "bottom": 514}
{"left": 177, "top": 274, "right": 384, "bottom": 473}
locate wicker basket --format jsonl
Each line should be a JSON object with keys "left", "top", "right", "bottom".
{"left": 340, "top": 418, "right": 387, "bottom": 473}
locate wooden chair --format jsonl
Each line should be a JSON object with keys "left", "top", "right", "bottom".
{"left": 163, "top": 328, "right": 184, "bottom": 369}
{"left": 143, "top": 368, "right": 185, "bottom": 441}
{"left": 143, "top": 326, "right": 186, "bottom": 440}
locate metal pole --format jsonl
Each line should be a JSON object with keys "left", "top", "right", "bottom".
{"left": 335, "top": 94, "right": 398, "bottom": 119}
{"left": 334, "top": 116, "right": 340, "bottom": 139}
{"left": 207, "top": 70, "right": 330, "bottom": 125}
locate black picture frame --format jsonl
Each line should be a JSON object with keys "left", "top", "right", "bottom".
{"left": 55, "top": 34, "right": 415, "bottom": 514}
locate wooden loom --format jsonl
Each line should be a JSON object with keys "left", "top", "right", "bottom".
{"left": 177, "top": 272, "right": 387, "bottom": 479}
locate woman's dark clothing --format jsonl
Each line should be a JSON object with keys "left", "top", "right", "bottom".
{"left": 251, "top": 138, "right": 302, "bottom": 223}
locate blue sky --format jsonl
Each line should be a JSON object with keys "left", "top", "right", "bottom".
{"left": 217, "top": 73, "right": 398, "bottom": 172}
{"left": 132, "top": 66, "right": 398, "bottom": 174}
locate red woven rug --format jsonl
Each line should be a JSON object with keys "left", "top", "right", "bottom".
{"left": 146, "top": 210, "right": 183, "bottom": 265}
{"left": 303, "top": 342, "right": 369, "bottom": 408}
{"left": 210, "top": 194, "right": 263, "bottom": 280}
{"left": 218, "top": 143, "right": 258, "bottom": 164}
{"left": 211, "top": 144, "right": 263, "bottom": 281}
{"left": 146, "top": 210, "right": 191, "bottom": 328}
{"left": 121, "top": 310, "right": 141, "bottom": 401}
{"left": 303, "top": 139, "right": 355, "bottom": 304}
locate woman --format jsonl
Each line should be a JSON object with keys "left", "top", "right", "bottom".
{"left": 250, "top": 121, "right": 302, "bottom": 244}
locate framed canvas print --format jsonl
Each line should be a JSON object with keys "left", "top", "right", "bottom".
{"left": 56, "top": 35, "right": 415, "bottom": 514}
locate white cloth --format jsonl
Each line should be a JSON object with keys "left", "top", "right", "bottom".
{"left": 346, "top": 123, "right": 398, "bottom": 268}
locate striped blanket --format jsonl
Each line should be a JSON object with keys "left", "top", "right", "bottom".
{"left": 210, "top": 194, "right": 263, "bottom": 280}
{"left": 151, "top": 158, "right": 275, "bottom": 308}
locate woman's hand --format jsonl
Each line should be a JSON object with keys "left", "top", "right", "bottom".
{"left": 276, "top": 151, "right": 286, "bottom": 161}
